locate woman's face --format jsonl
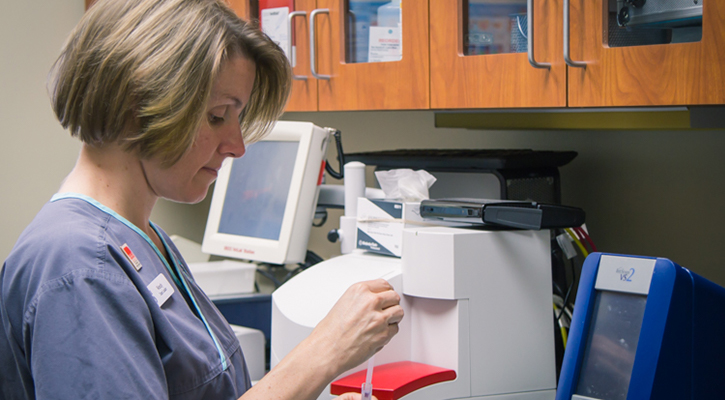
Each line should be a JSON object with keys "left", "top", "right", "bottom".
{"left": 141, "top": 55, "right": 256, "bottom": 204}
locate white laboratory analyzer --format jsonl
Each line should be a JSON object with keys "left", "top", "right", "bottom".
{"left": 269, "top": 157, "right": 587, "bottom": 399}
{"left": 272, "top": 226, "right": 558, "bottom": 400}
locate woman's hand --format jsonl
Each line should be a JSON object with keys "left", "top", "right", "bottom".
{"left": 311, "top": 279, "right": 404, "bottom": 374}
{"left": 240, "top": 279, "right": 402, "bottom": 400}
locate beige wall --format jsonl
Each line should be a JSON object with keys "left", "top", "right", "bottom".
{"left": 1, "top": 1, "right": 84, "bottom": 263}
{"left": 2, "top": 1, "right": 724, "bottom": 288}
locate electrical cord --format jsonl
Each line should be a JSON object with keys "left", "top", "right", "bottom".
{"left": 551, "top": 233, "right": 568, "bottom": 299}
{"left": 552, "top": 227, "right": 593, "bottom": 347}
{"left": 552, "top": 303, "right": 569, "bottom": 349}
{"left": 553, "top": 294, "right": 574, "bottom": 352}
{"left": 255, "top": 266, "right": 282, "bottom": 288}
{"left": 324, "top": 129, "right": 345, "bottom": 180}
{"left": 574, "top": 226, "right": 598, "bottom": 252}
{"left": 281, "top": 251, "right": 324, "bottom": 284}
{"left": 305, "top": 250, "right": 324, "bottom": 265}
{"left": 281, "top": 266, "right": 304, "bottom": 284}
{"left": 256, "top": 251, "right": 325, "bottom": 289}
{"left": 553, "top": 294, "right": 573, "bottom": 324}
{"left": 557, "top": 259, "right": 576, "bottom": 322}
{"left": 556, "top": 238, "right": 580, "bottom": 323}
{"left": 552, "top": 229, "right": 572, "bottom": 321}
{"left": 312, "top": 210, "right": 328, "bottom": 227}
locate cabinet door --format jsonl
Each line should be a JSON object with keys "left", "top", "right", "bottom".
{"left": 430, "top": 0, "right": 567, "bottom": 109}
{"left": 568, "top": 0, "right": 725, "bottom": 107}
{"left": 230, "top": 0, "right": 318, "bottom": 111}
{"left": 313, "top": 0, "right": 430, "bottom": 110}
{"left": 282, "top": 0, "right": 319, "bottom": 111}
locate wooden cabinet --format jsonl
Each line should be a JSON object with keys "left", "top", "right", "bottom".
{"left": 232, "top": 0, "right": 429, "bottom": 111}
{"left": 429, "top": 0, "right": 725, "bottom": 109}
{"left": 314, "top": 0, "right": 429, "bottom": 111}
{"left": 568, "top": 0, "right": 725, "bottom": 107}
{"left": 230, "top": 0, "right": 319, "bottom": 111}
{"left": 430, "top": 0, "right": 567, "bottom": 109}
{"left": 303, "top": 0, "right": 724, "bottom": 111}
{"left": 88, "top": 0, "right": 721, "bottom": 111}
{"left": 86, "top": 0, "right": 725, "bottom": 110}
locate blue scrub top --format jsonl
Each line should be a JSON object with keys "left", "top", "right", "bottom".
{"left": 0, "top": 194, "right": 252, "bottom": 399}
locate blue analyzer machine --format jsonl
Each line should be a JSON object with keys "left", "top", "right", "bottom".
{"left": 556, "top": 253, "right": 725, "bottom": 400}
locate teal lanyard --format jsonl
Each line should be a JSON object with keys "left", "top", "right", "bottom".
{"left": 51, "top": 193, "right": 228, "bottom": 370}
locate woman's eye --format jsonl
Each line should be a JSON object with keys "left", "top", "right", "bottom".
{"left": 209, "top": 114, "right": 225, "bottom": 125}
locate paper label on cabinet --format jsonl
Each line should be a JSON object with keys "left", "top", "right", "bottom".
{"left": 368, "top": 27, "right": 402, "bottom": 63}
{"left": 261, "top": 7, "right": 293, "bottom": 64}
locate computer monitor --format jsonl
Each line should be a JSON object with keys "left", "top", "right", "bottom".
{"left": 202, "top": 121, "right": 329, "bottom": 265}
{"left": 556, "top": 253, "right": 725, "bottom": 400}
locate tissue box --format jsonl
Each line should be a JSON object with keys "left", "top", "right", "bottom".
{"left": 356, "top": 199, "right": 424, "bottom": 257}
{"left": 188, "top": 260, "right": 257, "bottom": 298}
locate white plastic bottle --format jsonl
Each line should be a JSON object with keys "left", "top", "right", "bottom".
{"left": 377, "top": 0, "right": 401, "bottom": 28}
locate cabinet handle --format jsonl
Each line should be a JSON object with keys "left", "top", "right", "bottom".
{"left": 563, "top": 0, "right": 587, "bottom": 68}
{"left": 288, "top": 11, "right": 308, "bottom": 80}
{"left": 310, "top": 8, "right": 331, "bottom": 80}
{"left": 527, "top": 0, "right": 551, "bottom": 69}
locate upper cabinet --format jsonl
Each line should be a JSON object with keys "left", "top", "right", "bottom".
{"left": 568, "top": 0, "right": 725, "bottom": 107}
{"left": 202, "top": 1, "right": 725, "bottom": 111}
{"left": 430, "top": 0, "right": 567, "bottom": 109}
{"left": 233, "top": 0, "right": 429, "bottom": 111}
{"left": 430, "top": 0, "right": 725, "bottom": 109}
{"left": 315, "top": 0, "right": 430, "bottom": 110}
{"left": 229, "top": 0, "right": 319, "bottom": 111}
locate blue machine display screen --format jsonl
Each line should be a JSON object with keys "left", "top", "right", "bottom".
{"left": 218, "top": 141, "right": 299, "bottom": 241}
{"left": 574, "top": 290, "right": 648, "bottom": 400}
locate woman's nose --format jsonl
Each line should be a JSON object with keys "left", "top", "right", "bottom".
{"left": 219, "top": 122, "right": 246, "bottom": 158}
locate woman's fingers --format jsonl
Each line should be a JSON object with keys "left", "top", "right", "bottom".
{"left": 365, "top": 278, "right": 397, "bottom": 293}
{"left": 376, "top": 288, "right": 401, "bottom": 310}
{"left": 336, "top": 393, "right": 378, "bottom": 400}
{"left": 310, "top": 278, "right": 405, "bottom": 374}
{"left": 383, "top": 302, "right": 404, "bottom": 324}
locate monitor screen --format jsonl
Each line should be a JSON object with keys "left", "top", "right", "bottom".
{"left": 574, "top": 290, "right": 648, "bottom": 400}
{"left": 218, "top": 141, "right": 299, "bottom": 241}
{"left": 202, "top": 121, "right": 329, "bottom": 265}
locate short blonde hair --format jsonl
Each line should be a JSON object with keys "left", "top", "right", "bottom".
{"left": 50, "top": 0, "right": 291, "bottom": 166}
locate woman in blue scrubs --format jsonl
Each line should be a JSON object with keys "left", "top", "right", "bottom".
{"left": 0, "top": 0, "right": 403, "bottom": 399}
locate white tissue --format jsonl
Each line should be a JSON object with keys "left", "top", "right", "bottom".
{"left": 375, "top": 169, "right": 437, "bottom": 201}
